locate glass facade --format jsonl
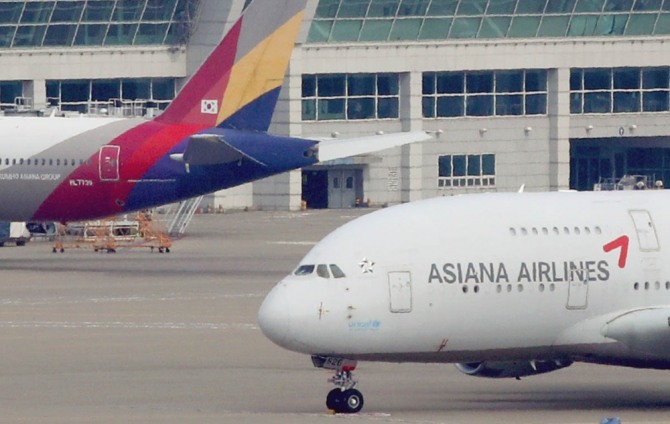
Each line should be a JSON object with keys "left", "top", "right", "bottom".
{"left": 0, "top": 0, "right": 199, "bottom": 48}
{"left": 302, "top": 73, "right": 400, "bottom": 121}
{"left": 423, "top": 70, "right": 547, "bottom": 118}
{"left": 438, "top": 153, "right": 496, "bottom": 188}
{"left": 571, "top": 67, "right": 670, "bottom": 113}
{"left": 46, "top": 78, "right": 176, "bottom": 113}
{"left": 309, "top": 0, "right": 670, "bottom": 42}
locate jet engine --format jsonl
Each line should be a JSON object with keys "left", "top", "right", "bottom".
{"left": 454, "top": 359, "right": 572, "bottom": 379}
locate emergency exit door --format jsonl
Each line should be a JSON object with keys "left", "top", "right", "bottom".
{"left": 99, "top": 146, "right": 120, "bottom": 181}
{"left": 388, "top": 271, "right": 412, "bottom": 313}
{"left": 566, "top": 265, "right": 589, "bottom": 310}
{"left": 629, "top": 210, "right": 659, "bottom": 251}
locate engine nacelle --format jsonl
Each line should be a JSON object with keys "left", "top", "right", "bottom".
{"left": 455, "top": 359, "right": 572, "bottom": 379}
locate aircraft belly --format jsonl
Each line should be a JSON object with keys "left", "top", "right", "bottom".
{"left": 337, "top": 346, "right": 557, "bottom": 364}
{"left": 0, "top": 180, "right": 47, "bottom": 221}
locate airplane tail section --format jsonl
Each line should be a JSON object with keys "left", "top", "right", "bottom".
{"left": 156, "top": 0, "right": 307, "bottom": 131}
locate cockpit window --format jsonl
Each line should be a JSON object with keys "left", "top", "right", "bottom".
{"left": 316, "top": 264, "right": 330, "bottom": 279}
{"left": 330, "top": 264, "right": 346, "bottom": 278}
{"left": 294, "top": 264, "right": 346, "bottom": 279}
{"left": 294, "top": 265, "right": 315, "bottom": 276}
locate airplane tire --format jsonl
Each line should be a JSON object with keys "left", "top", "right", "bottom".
{"left": 326, "top": 389, "right": 341, "bottom": 410}
{"left": 340, "top": 389, "right": 364, "bottom": 414}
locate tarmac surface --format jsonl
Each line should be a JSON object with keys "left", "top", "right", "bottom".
{"left": 0, "top": 209, "right": 669, "bottom": 423}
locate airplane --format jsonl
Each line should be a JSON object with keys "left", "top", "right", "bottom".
{"left": 259, "top": 189, "right": 670, "bottom": 413}
{"left": 0, "top": 0, "right": 428, "bottom": 222}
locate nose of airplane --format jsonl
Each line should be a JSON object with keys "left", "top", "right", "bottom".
{"left": 258, "top": 284, "right": 290, "bottom": 347}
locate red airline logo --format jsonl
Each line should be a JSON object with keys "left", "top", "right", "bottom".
{"left": 603, "top": 235, "right": 629, "bottom": 269}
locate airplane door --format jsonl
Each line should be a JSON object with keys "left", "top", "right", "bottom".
{"left": 566, "top": 265, "right": 588, "bottom": 310}
{"left": 388, "top": 271, "right": 412, "bottom": 313}
{"left": 99, "top": 146, "right": 120, "bottom": 182}
{"left": 629, "top": 210, "right": 659, "bottom": 251}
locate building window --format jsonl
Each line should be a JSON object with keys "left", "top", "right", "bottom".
{"left": 571, "top": 67, "right": 670, "bottom": 114}
{"left": 438, "top": 154, "right": 495, "bottom": 188}
{"left": 46, "top": 78, "right": 176, "bottom": 114}
{"left": 423, "top": 70, "right": 547, "bottom": 118}
{"left": 0, "top": 81, "right": 23, "bottom": 110}
{"left": 302, "top": 73, "right": 399, "bottom": 121}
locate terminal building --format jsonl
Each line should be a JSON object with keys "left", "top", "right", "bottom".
{"left": 1, "top": 0, "right": 670, "bottom": 210}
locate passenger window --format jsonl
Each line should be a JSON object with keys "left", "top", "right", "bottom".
{"left": 317, "top": 264, "right": 330, "bottom": 279}
{"left": 330, "top": 264, "right": 346, "bottom": 278}
{"left": 294, "top": 265, "right": 315, "bottom": 276}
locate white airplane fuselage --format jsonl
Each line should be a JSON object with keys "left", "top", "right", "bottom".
{"left": 260, "top": 191, "right": 670, "bottom": 371}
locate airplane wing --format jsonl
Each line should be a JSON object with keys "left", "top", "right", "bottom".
{"left": 315, "top": 131, "right": 431, "bottom": 163}
{"left": 174, "top": 134, "right": 267, "bottom": 167}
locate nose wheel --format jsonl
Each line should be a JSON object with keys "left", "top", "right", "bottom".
{"left": 311, "top": 356, "right": 365, "bottom": 414}
{"left": 327, "top": 387, "right": 364, "bottom": 413}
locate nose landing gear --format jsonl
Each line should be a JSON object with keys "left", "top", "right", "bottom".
{"left": 327, "top": 387, "right": 364, "bottom": 414}
{"left": 326, "top": 369, "right": 364, "bottom": 413}
{"left": 312, "top": 355, "right": 364, "bottom": 414}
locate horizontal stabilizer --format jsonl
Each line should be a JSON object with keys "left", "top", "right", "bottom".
{"left": 601, "top": 308, "right": 670, "bottom": 353}
{"left": 176, "top": 134, "right": 267, "bottom": 167}
{"left": 316, "top": 131, "right": 431, "bottom": 163}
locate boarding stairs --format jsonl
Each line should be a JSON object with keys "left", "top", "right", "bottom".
{"left": 161, "top": 196, "right": 203, "bottom": 237}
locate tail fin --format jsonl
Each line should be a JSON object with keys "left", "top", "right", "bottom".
{"left": 156, "top": 0, "right": 307, "bottom": 132}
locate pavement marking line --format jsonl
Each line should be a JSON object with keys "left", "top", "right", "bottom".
{"left": 267, "top": 241, "right": 317, "bottom": 245}
{"left": 0, "top": 321, "right": 259, "bottom": 330}
{"left": 0, "top": 292, "right": 264, "bottom": 306}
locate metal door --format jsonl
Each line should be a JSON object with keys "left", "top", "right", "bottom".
{"left": 566, "top": 265, "right": 588, "bottom": 310}
{"left": 388, "top": 271, "right": 412, "bottom": 313}
{"left": 629, "top": 210, "right": 659, "bottom": 251}
{"left": 328, "top": 170, "right": 357, "bottom": 208}
{"left": 99, "top": 146, "right": 120, "bottom": 181}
